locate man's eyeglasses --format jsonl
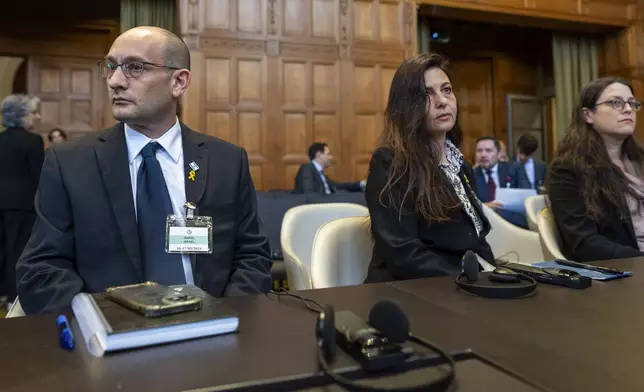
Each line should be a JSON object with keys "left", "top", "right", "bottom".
{"left": 596, "top": 98, "right": 642, "bottom": 112}
{"left": 98, "top": 61, "right": 180, "bottom": 79}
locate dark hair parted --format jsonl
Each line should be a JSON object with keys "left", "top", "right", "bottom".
{"left": 378, "top": 53, "right": 462, "bottom": 221}
{"left": 517, "top": 133, "right": 538, "bottom": 156}
{"left": 546, "top": 77, "right": 644, "bottom": 223}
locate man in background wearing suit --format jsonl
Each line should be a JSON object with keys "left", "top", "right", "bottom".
{"left": 0, "top": 95, "right": 44, "bottom": 305}
{"left": 515, "top": 133, "right": 547, "bottom": 192}
{"left": 474, "top": 136, "right": 528, "bottom": 228}
{"left": 16, "top": 26, "right": 272, "bottom": 314}
{"left": 293, "top": 142, "right": 365, "bottom": 194}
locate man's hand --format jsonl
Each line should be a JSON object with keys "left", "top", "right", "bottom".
{"left": 485, "top": 201, "right": 504, "bottom": 209}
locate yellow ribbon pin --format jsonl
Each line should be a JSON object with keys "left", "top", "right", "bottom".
{"left": 188, "top": 170, "right": 196, "bottom": 181}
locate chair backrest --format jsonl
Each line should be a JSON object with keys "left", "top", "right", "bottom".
{"left": 481, "top": 203, "right": 544, "bottom": 264}
{"left": 281, "top": 203, "right": 369, "bottom": 290}
{"left": 537, "top": 207, "right": 567, "bottom": 260}
{"left": 310, "top": 216, "right": 373, "bottom": 289}
{"left": 525, "top": 195, "right": 547, "bottom": 232}
{"left": 6, "top": 297, "right": 25, "bottom": 318}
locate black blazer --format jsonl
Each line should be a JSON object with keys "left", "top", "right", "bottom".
{"left": 548, "top": 162, "right": 644, "bottom": 261}
{"left": 0, "top": 127, "right": 44, "bottom": 210}
{"left": 293, "top": 162, "right": 362, "bottom": 194}
{"left": 473, "top": 162, "right": 520, "bottom": 202}
{"left": 16, "top": 123, "right": 273, "bottom": 314}
{"left": 365, "top": 148, "right": 495, "bottom": 283}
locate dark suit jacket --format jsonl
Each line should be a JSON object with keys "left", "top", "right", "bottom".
{"left": 365, "top": 148, "right": 495, "bottom": 283}
{"left": 516, "top": 159, "right": 547, "bottom": 190}
{"left": 0, "top": 127, "right": 44, "bottom": 210}
{"left": 293, "top": 162, "right": 362, "bottom": 194}
{"left": 473, "top": 162, "right": 520, "bottom": 202}
{"left": 16, "top": 123, "right": 273, "bottom": 314}
{"left": 548, "top": 162, "right": 643, "bottom": 261}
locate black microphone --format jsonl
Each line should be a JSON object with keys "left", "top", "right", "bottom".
{"left": 368, "top": 299, "right": 410, "bottom": 344}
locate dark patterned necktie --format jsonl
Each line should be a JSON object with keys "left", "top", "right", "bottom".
{"left": 136, "top": 142, "right": 185, "bottom": 285}
{"left": 486, "top": 168, "right": 496, "bottom": 201}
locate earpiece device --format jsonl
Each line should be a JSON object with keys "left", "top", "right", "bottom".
{"left": 455, "top": 251, "right": 537, "bottom": 299}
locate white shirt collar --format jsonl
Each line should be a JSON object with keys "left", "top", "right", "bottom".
{"left": 312, "top": 160, "right": 324, "bottom": 172}
{"left": 124, "top": 118, "right": 182, "bottom": 164}
{"left": 485, "top": 163, "right": 498, "bottom": 174}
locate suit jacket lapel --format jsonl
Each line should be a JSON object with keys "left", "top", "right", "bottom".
{"left": 95, "top": 123, "right": 142, "bottom": 279}
{"left": 460, "top": 169, "right": 491, "bottom": 235}
{"left": 181, "top": 125, "right": 209, "bottom": 282}
{"left": 474, "top": 168, "right": 489, "bottom": 202}
{"left": 182, "top": 124, "right": 209, "bottom": 208}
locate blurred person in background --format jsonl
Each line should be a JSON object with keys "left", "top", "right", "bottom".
{"left": 498, "top": 140, "right": 509, "bottom": 162}
{"left": 48, "top": 128, "right": 68, "bottom": 145}
{"left": 0, "top": 94, "right": 44, "bottom": 308}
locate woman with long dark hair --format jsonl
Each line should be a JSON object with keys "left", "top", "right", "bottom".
{"left": 364, "top": 53, "right": 494, "bottom": 283}
{"left": 547, "top": 77, "right": 644, "bottom": 261}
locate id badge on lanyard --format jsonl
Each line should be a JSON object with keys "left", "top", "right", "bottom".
{"left": 165, "top": 202, "right": 213, "bottom": 254}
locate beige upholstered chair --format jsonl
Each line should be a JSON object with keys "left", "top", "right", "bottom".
{"left": 281, "top": 203, "right": 369, "bottom": 290}
{"left": 525, "top": 195, "right": 547, "bottom": 232}
{"left": 481, "top": 203, "right": 544, "bottom": 264}
{"left": 310, "top": 216, "right": 373, "bottom": 289}
{"left": 537, "top": 207, "right": 567, "bottom": 260}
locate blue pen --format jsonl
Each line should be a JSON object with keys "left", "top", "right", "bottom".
{"left": 57, "top": 315, "right": 75, "bottom": 350}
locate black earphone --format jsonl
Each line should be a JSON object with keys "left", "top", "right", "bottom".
{"left": 315, "top": 299, "right": 456, "bottom": 392}
{"left": 455, "top": 251, "right": 537, "bottom": 299}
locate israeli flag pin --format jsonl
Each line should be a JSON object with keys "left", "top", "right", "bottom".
{"left": 189, "top": 162, "right": 199, "bottom": 171}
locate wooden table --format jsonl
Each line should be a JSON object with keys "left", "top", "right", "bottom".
{"left": 390, "top": 257, "right": 644, "bottom": 392}
{"left": 0, "top": 283, "right": 553, "bottom": 392}
{"left": 2, "top": 258, "right": 641, "bottom": 391}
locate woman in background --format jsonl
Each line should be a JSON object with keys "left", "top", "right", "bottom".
{"left": 48, "top": 128, "right": 68, "bottom": 144}
{"left": 364, "top": 53, "right": 494, "bottom": 283}
{"left": 0, "top": 94, "right": 43, "bottom": 306}
{"left": 547, "top": 77, "right": 644, "bottom": 261}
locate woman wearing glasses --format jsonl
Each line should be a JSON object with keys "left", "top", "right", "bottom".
{"left": 547, "top": 77, "right": 644, "bottom": 261}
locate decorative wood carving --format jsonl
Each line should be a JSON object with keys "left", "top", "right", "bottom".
{"left": 281, "top": 43, "right": 338, "bottom": 60}
{"left": 199, "top": 37, "right": 265, "bottom": 54}
{"left": 268, "top": 0, "right": 277, "bottom": 35}
{"left": 339, "top": 44, "right": 351, "bottom": 60}
{"left": 267, "top": 38, "right": 279, "bottom": 56}
{"left": 339, "top": 0, "right": 350, "bottom": 42}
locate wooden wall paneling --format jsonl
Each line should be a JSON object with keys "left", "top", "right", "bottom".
{"left": 201, "top": 50, "right": 269, "bottom": 190}
{"left": 598, "top": 5, "right": 644, "bottom": 138}
{"left": 178, "top": 0, "right": 415, "bottom": 190}
{"left": 415, "top": 0, "right": 634, "bottom": 26}
{"left": 344, "top": 0, "right": 416, "bottom": 182}
{"left": 448, "top": 59, "right": 495, "bottom": 163}
{"left": 492, "top": 55, "right": 539, "bottom": 147}
{"left": 0, "top": 21, "right": 118, "bottom": 133}
{"left": 28, "top": 57, "right": 105, "bottom": 140}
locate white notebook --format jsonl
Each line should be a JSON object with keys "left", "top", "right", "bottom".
{"left": 71, "top": 285, "right": 239, "bottom": 357}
